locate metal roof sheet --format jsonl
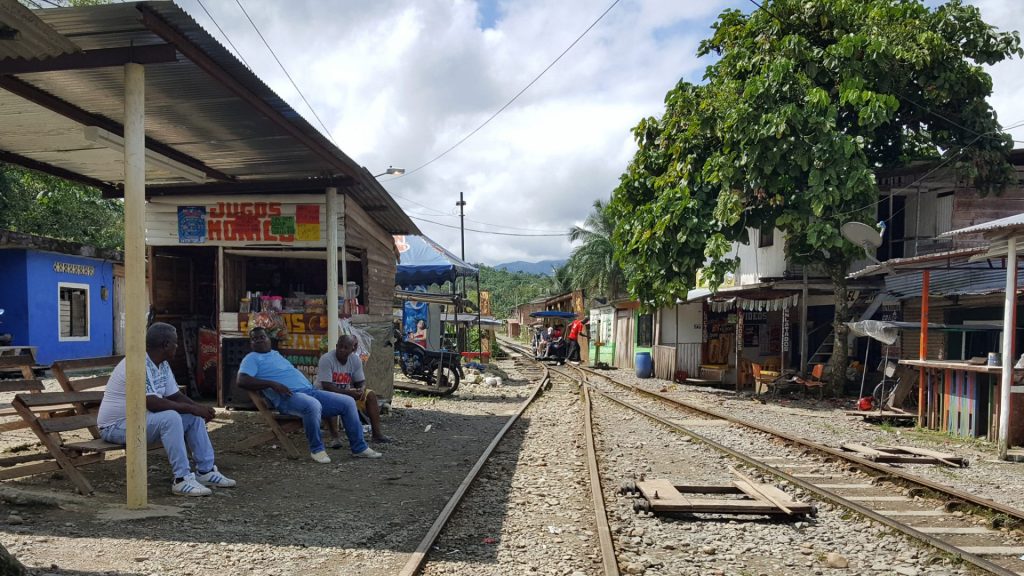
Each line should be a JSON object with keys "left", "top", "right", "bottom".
{"left": 0, "top": 0, "right": 79, "bottom": 60}
{"left": 882, "top": 264, "right": 1022, "bottom": 300}
{"left": 940, "top": 212, "right": 1024, "bottom": 238}
{"left": 847, "top": 247, "right": 988, "bottom": 279}
{"left": 0, "top": 1, "right": 417, "bottom": 235}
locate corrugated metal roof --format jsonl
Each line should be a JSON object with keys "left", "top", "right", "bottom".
{"left": 847, "top": 247, "right": 987, "bottom": 279}
{"left": 0, "top": 1, "right": 417, "bottom": 235}
{"left": 941, "top": 212, "right": 1024, "bottom": 238}
{"left": 882, "top": 263, "right": 1023, "bottom": 300}
{"left": 0, "top": 0, "right": 79, "bottom": 60}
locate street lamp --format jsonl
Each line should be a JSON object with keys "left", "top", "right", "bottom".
{"left": 373, "top": 166, "right": 405, "bottom": 177}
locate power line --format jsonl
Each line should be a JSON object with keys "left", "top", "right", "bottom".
{"left": 405, "top": 209, "right": 570, "bottom": 233}
{"left": 196, "top": 0, "right": 252, "bottom": 70}
{"left": 233, "top": 0, "right": 338, "bottom": 145}
{"left": 390, "top": 0, "right": 622, "bottom": 180}
{"left": 411, "top": 215, "right": 568, "bottom": 237}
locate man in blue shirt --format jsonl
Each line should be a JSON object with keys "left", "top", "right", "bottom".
{"left": 237, "top": 328, "right": 381, "bottom": 463}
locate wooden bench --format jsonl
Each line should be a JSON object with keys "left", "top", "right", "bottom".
{"left": 51, "top": 356, "right": 124, "bottom": 439}
{"left": 10, "top": 391, "right": 111, "bottom": 494}
{"left": 233, "top": 390, "right": 302, "bottom": 459}
{"left": 0, "top": 354, "right": 37, "bottom": 381}
{"left": 0, "top": 347, "right": 40, "bottom": 377}
{"left": 10, "top": 390, "right": 164, "bottom": 495}
{"left": 51, "top": 355, "right": 124, "bottom": 393}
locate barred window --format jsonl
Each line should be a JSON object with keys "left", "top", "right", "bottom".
{"left": 59, "top": 283, "right": 89, "bottom": 341}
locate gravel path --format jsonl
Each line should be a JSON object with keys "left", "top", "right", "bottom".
{"left": 588, "top": 384, "right": 980, "bottom": 576}
{"left": 0, "top": 354, "right": 1019, "bottom": 575}
{"left": 0, "top": 362, "right": 533, "bottom": 576}
{"left": 420, "top": 361, "right": 601, "bottom": 576}
{"left": 605, "top": 369, "right": 1024, "bottom": 512}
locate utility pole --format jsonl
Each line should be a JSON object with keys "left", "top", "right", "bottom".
{"left": 456, "top": 192, "right": 468, "bottom": 352}
{"left": 456, "top": 192, "right": 466, "bottom": 261}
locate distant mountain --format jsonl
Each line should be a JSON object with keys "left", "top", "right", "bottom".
{"left": 494, "top": 259, "right": 566, "bottom": 276}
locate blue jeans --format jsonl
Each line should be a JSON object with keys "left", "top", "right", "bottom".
{"left": 100, "top": 411, "right": 214, "bottom": 480}
{"left": 274, "top": 389, "right": 367, "bottom": 454}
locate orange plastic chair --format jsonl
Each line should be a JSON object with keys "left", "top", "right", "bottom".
{"left": 801, "top": 364, "right": 826, "bottom": 398}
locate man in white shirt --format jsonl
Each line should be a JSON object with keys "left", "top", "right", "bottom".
{"left": 97, "top": 322, "right": 235, "bottom": 497}
{"left": 315, "top": 334, "right": 391, "bottom": 446}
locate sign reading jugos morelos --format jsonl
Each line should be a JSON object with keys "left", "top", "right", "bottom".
{"left": 145, "top": 195, "right": 338, "bottom": 247}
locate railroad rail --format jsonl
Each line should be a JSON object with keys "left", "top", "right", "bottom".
{"left": 398, "top": 354, "right": 549, "bottom": 576}
{"left": 574, "top": 363, "right": 1024, "bottom": 575}
{"left": 580, "top": 365, "right": 1024, "bottom": 525}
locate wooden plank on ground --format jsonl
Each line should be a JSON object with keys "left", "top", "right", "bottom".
{"left": 729, "top": 466, "right": 794, "bottom": 515}
{"left": 841, "top": 443, "right": 888, "bottom": 457}
{"left": 878, "top": 445, "right": 964, "bottom": 467}
{"left": 636, "top": 479, "right": 691, "bottom": 509}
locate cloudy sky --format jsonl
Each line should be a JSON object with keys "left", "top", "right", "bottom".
{"left": 171, "top": 0, "right": 1024, "bottom": 266}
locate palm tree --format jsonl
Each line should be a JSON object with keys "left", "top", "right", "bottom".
{"left": 547, "top": 263, "right": 573, "bottom": 296}
{"left": 566, "top": 199, "right": 624, "bottom": 298}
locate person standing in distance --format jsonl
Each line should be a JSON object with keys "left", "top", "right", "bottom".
{"left": 567, "top": 316, "right": 589, "bottom": 365}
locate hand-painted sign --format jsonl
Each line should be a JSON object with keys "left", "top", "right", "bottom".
{"left": 206, "top": 202, "right": 298, "bottom": 242}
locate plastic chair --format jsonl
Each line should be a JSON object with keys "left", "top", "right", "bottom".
{"left": 800, "top": 364, "right": 826, "bottom": 398}
{"left": 751, "top": 363, "right": 777, "bottom": 396}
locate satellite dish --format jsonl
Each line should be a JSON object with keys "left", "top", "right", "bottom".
{"left": 841, "top": 221, "right": 883, "bottom": 263}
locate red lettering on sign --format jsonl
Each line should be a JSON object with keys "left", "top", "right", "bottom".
{"left": 201, "top": 201, "right": 291, "bottom": 243}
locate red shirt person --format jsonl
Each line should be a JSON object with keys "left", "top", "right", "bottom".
{"left": 566, "top": 317, "right": 589, "bottom": 363}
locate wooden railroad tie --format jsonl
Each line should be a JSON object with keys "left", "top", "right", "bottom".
{"left": 623, "top": 469, "right": 815, "bottom": 519}
{"left": 840, "top": 443, "right": 966, "bottom": 468}
{"left": 843, "top": 409, "right": 918, "bottom": 423}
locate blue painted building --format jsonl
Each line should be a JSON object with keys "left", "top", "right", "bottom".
{"left": 0, "top": 231, "right": 120, "bottom": 365}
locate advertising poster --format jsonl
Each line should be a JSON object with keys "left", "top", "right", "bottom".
{"left": 177, "top": 206, "right": 207, "bottom": 243}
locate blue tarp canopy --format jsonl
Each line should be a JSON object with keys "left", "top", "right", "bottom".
{"left": 529, "top": 310, "right": 576, "bottom": 319}
{"left": 394, "top": 235, "right": 478, "bottom": 288}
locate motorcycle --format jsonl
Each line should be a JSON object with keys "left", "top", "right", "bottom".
{"left": 0, "top": 309, "right": 10, "bottom": 346}
{"left": 394, "top": 327, "right": 464, "bottom": 395}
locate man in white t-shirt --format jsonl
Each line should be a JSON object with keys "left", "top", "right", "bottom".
{"left": 315, "top": 334, "right": 391, "bottom": 446}
{"left": 97, "top": 322, "right": 235, "bottom": 497}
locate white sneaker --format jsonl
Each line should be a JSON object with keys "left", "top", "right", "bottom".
{"left": 196, "top": 466, "right": 236, "bottom": 488}
{"left": 311, "top": 450, "right": 331, "bottom": 464}
{"left": 352, "top": 447, "right": 382, "bottom": 459}
{"left": 172, "top": 473, "right": 213, "bottom": 497}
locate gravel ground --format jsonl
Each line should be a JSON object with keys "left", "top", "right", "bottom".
{"left": 0, "top": 354, "right": 1019, "bottom": 575}
{"left": 420, "top": 361, "right": 601, "bottom": 576}
{"left": 602, "top": 369, "right": 1024, "bottom": 511}
{"left": 588, "top": 387, "right": 981, "bottom": 576}
{"left": 0, "top": 362, "right": 533, "bottom": 576}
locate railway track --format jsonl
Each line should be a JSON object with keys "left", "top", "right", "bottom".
{"left": 400, "top": 353, "right": 550, "bottom": 576}
{"left": 569, "top": 359, "right": 1024, "bottom": 575}
{"left": 410, "top": 339, "right": 1024, "bottom": 574}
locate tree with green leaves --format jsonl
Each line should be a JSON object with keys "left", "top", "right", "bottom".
{"left": 608, "top": 0, "right": 1021, "bottom": 386}
{"left": 565, "top": 199, "right": 624, "bottom": 299}
{"left": 547, "top": 263, "right": 573, "bottom": 297}
{"left": 0, "top": 165, "right": 124, "bottom": 250}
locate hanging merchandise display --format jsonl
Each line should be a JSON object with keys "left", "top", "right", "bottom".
{"left": 735, "top": 294, "right": 800, "bottom": 311}
{"left": 709, "top": 294, "right": 800, "bottom": 312}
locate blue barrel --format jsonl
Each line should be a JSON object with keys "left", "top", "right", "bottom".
{"left": 635, "top": 352, "right": 653, "bottom": 378}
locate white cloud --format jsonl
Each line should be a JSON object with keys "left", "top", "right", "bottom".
{"left": 177, "top": 0, "right": 1024, "bottom": 265}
